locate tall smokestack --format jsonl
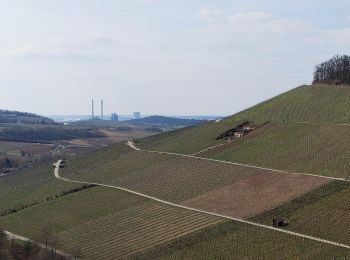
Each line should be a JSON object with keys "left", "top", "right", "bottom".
{"left": 101, "top": 99, "right": 104, "bottom": 120}
{"left": 92, "top": 99, "right": 94, "bottom": 119}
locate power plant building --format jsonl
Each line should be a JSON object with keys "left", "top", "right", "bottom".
{"left": 111, "top": 113, "right": 119, "bottom": 121}
{"left": 133, "top": 112, "right": 141, "bottom": 119}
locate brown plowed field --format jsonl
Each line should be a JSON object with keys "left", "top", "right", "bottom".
{"left": 181, "top": 172, "right": 330, "bottom": 219}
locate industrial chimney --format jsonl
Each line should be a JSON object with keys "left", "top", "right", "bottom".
{"left": 101, "top": 99, "right": 104, "bottom": 120}
{"left": 91, "top": 99, "right": 94, "bottom": 119}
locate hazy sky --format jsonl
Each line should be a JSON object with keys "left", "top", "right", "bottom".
{"left": 1, "top": 0, "right": 350, "bottom": 116}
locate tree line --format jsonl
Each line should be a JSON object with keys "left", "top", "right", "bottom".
{"left": 0, "top": 126, "right": 104, "bottom": 142}
{"left": 0, "top": 109, "right": 55, "bottom": 124}
{"left": 0, "top": 229, "right": 73, "bottom": 259}
{"left": 313, "top": 55, "right": 350, "bottom": 85}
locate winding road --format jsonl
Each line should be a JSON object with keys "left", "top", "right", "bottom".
{"left": 53, "top": 146, "right": 350, "bottom": 250}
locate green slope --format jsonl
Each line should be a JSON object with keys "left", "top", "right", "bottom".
{"left": 0, "top": 186, "right": 223, "bottom": 259}
{"left": 138, "top": 84, "right": 350, "bottom": 155}
{"left": 3, "top": 83, "right": 350, "bottom": 258}
{"left": 61, "top": 149, "right": 263, "bottom": 202}
{"left": 137, "top": 120, "right": 246, "bottom": 154}
{"left": 133, "top": 221, "right": 350, "bottom": 259}
{"left": 228, "top": 84, "right": 350, "bottom": 124}
{"left": 0, "top": 162, "right": 82, "bottom": 216}
{"left": 252, "top": 181, "right": 350, "bottom": 246}
{"left": 201, "top": 122, "right": 350, "bottom": 178}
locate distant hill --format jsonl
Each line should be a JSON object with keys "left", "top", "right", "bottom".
{"left": 0, "top": 110, "right": 55, "bottom": 124}
{"left": 127, "top": 115, "right": 204, "bottom": 127}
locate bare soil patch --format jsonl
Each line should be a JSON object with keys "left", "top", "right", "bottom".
{"left": 181, "top": 172, "right": 330, "bottom": 219}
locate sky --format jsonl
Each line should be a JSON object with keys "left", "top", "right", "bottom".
{"left": 1, "top": 0, "right": 350, "bottom": 116}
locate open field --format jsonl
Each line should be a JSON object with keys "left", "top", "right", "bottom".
{"left": 0, "top": 120, "right": 160, "bottom": 174}
{"left": 0, "top": 186, "right": 224, "bottom": 259}
{"left": 65, "top": 129, "right": 157, "bottom": 147}
{"left": 182, "top": 172, "right": 330, "bottom": 218}
{"left": 133, "top": 221, "right": 350, "bottom": 259}
{"left": 252, "top": 181, "right": 350, "bottom": 246}
{"left": 0, "top": 141, "right": 38, "bottom": 153}
{"left": 201, "top": 122, "right": 350, "bottom": 179}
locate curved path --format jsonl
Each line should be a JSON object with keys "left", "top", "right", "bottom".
{"left": 127, "top": 141, "right": 348, "bottom": 182}
{"left": 54, "top": 157, "right": 350, "bottom": 250}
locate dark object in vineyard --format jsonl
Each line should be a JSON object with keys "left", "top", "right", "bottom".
{"left": 273, "top": 218, "right": 288, "bottom": 228}
{"left": 216, "top": 121, "right": 257, "bottom": 140}
{"left": 313, "top": 55, "right": 350, "bottom": 85}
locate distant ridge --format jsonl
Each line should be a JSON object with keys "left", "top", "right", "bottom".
{"left": 0, "top": 109, "right": 56, "bottom": 124}
{"left": 127, "top": 115, "right": 204, "bottom": 127}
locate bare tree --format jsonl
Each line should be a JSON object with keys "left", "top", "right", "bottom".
{"left": 313, "top": 55, "right": 350, "bottom": 85}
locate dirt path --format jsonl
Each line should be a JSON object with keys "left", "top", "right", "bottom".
{"left": 126, "top": 141, "right": 348, "bottom": 182}
{"left": 4, "top": 230, "right": 72, "bottom": 258}
{"left": 190, "top": 141, "right": 229, "bottom": 156}
{"left": 54, "top": 159, "right": 350, "bottom": 250}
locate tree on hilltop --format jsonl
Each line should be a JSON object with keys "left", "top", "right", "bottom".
{"left": 313, "top": 55, "right": 350, "bottom": 85}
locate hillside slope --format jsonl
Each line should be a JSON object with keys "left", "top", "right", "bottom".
{"left": 0, "top": 110, "right": 55, "bottom": 124}
{"left": 228, "top": 84, "right": 350, "bottom": 124}
{"left": 3, "top": 83, "right": 350, "bottom": 258}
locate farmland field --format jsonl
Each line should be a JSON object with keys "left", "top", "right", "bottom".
{"left": 181, "top": 172, "right": 329, "bottom": 218}
{"left": 201, "top": 122, "right": 350, "bottom": 178}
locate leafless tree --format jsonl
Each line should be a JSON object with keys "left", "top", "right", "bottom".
{"left": 313, "top": 55, "right": 350, "bottom": 85}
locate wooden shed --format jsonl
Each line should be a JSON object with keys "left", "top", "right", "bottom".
{"left": 273, "top": 218, "right": 287, "bottom": 228}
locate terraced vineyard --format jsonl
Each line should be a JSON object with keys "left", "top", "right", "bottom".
{"left": 228, "top": 84, "right": 350, "bottom": 124}
{"left": 0, "top": 162, "right": 82, "bottom": 215}
{"left": 252, "top": 181, "right": 350, "bottom": 245}
{"left": 0, "top": 186, "right": 224, "bottom": 259}
{"left": 136, "top": 85, "right": 350, "bottom": 157}
{"left": 136, "top": 120, "right": 241, "bottom": 154}
{"left": 63, "top": 142, "right": 133, "bottom": 174}
{"left": 4, "top": 83, "right": 350, "bottom": 258}
{"left": 201, "top": 122, "right": 350, "bottom": 178}
{"left": 133, "top": 221, "right": 350, "bottom": 259}
{"left": 62, "top": 149, "right": 264, "bottom": 202}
